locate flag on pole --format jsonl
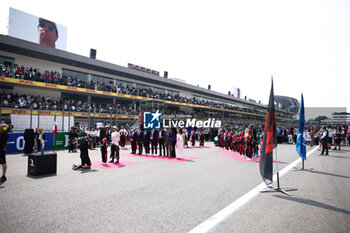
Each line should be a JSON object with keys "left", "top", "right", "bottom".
{"left": 53, "top": 115, "right": 57, "bottom": 136}
{"left": 296, "top": 94, "right": 306, "bottom": 160}
{"left": 259, "top": 79, "right": 277, "bottom": 185}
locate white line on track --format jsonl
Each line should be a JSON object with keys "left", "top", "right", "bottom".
{"left": 188, "top": 146, "right": 319, "bottom": 233}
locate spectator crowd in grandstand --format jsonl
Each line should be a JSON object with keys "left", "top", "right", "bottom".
{"left": 1, "top": 63, "right": 282, "bottom": 116}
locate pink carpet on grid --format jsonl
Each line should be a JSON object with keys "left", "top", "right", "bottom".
{"left": 123, "top": 154, "right": 199, "bottom": 162}
{"left": 213, "top": 147, "right": 276, "bottom": 163}
{"left": 92, "top": 160, "right": 138, "bottom": 168}
{"left": 128, "top": 146, "right": 210, "bottom": 150}
{"left": 185, "top": 146, "right": 211, "bottom": 149}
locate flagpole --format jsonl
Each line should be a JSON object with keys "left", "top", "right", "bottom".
{"left": 53, "top": 110, "right": 56, "bottom": 152}
{"left": 261, "top": 139, "right": 298, "bottom": 196}
{"left": 275, "top": 147, "right": 280, "bottom": 189}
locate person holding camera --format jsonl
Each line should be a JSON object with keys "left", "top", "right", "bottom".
{"left": 73, "top": 133, "right": 92, "bottom": 170}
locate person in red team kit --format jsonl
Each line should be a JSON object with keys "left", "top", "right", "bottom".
{"left": 236, "top": 132, "right": 241, "bottom": 154}
{"left": 226, "top": 131, "right": 232, "bottom": 150}
{"left": 245, "top": 130, "right": 253, "bottom": 160}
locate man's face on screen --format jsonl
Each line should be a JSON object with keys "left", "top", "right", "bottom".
{"left": 38, "top": 20, "right": 58, "bottom": 48}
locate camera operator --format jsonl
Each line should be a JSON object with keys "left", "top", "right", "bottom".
{"left": 72, "top": 133, "right": 92, "bottom": 170}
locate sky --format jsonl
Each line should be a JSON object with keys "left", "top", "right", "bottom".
{"left": 1, "top": 0, "right": 349, "bottom": 111}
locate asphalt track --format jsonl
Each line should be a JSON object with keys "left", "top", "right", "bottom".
{"left": 0, "top": 143, "right": 349, "bottom": 233}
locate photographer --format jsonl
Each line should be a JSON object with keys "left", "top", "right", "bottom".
{"left": 73, "top": 133, "right": 92, "bottom": 170}
{"left": 0, "top": 123, "right": 9, "bottom": 184}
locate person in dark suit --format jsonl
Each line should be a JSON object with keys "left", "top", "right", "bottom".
{"left": 158, "top": 128, "right": 165, "bottom": 156}
{"left": 144, "top": 129, "right": 151, "bottom": 154}
{"left": 130, "top": 128, "right": 138, "bottom": 154}
{"left": 170, "top": 128, "right": 177, "bottom": 158}
{"left": 190, "top": 130, "right": 196, "bottom": 147}
{"left": 164, "top": 128, "right": 170, "bottom": 157}
{"left": 105, "top": 127, "right": 111, "bottom": 144}
{"left": 199, "top": 131, "right": 205, "bottom": 146}
{"left": 320, "top": 126, "right": 329, "bottom": 156}
{"left": 137, "top": 128, "right": 144, "bottom": 155}
{"left": 151, "top": 129, "right": 159, "bottom": 155}
{"left": 68, "top": 127, "right": 75, "bottom": 152}
{"left": 99, "top": 127, "right": 106, "bottom": 145}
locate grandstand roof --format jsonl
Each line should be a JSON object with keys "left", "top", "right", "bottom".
{"left": 0, "top": 34, "right": 292, "bottom": 115}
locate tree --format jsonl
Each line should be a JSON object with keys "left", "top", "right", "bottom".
{"left": 314, "top": 115, "right": 328, "bottom": 122}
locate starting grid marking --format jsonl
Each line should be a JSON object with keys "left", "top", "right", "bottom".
{"left": 188, "top": 146, "right": 319, "bottom": 233}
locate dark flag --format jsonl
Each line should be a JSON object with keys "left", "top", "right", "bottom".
{"left": 259, "top": 79, "right": 277, "bottom": 185}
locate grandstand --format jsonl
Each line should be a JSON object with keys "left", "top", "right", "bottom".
{"left": 0, "top": 34, "right": 295, "bottom": 132}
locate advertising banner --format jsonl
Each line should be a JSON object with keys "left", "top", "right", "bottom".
{"left": 6, "top": 132, "right": 54, "bottom": 154}
{"left": 51, "top": 132, "right": 70, "bottom": 150}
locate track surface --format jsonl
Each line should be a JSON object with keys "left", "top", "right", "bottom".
{"left": 0, "top": 143, "right": 349, "bottom": 233}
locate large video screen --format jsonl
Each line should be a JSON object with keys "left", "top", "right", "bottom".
{"left": 8, "top": 7, "right": 67, "bottom": 50}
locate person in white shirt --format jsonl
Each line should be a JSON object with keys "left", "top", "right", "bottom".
{"left": 176, "top": 128, "right": 185, "bottom": 159}
{"left": 109, "top": 126, "right": 120, "bottom": 164}
{"left": 305, "top": 130, "right": 311, "bottom": 146}
{"left": 89, "top": 128, "right": 96, "bottom": 148}
{"left": 84, "top": 127, "right": 90, "bottom": 137}
{"left": 96, "top": 128, "right": 100, "bottom": 145}
{"left": 327, "top": 126, "right": 334, "bottom": 149}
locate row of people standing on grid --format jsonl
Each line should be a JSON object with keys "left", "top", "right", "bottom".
{"left": 323, "top": 125, "right": 346, "bottom": 150}
{"left": 84, "top": 127, "right": 129, "bottom": 148}
{"left": 130, "top": 128, "right": 177, "bottom": 157}
{"left": 219, "top": 130, "right": 254, "bottom": 157}
{"left": 315, "top": 125, "right": 344, "bottom": 150}
{"left": 218, "top": 126, "right": 261, "bottom": 159}
{"left": 84, "top": 128, "right": 99, "bottom": 148}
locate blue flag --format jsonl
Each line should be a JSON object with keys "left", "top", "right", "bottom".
{"left": 296, "top": 94, "right": 306, "bottom": 160}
